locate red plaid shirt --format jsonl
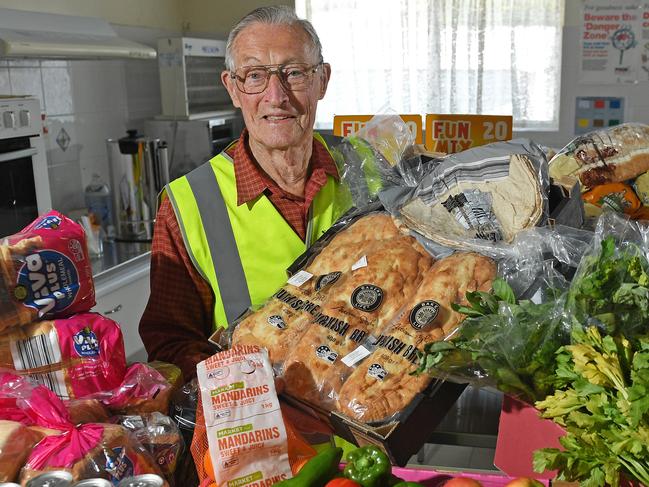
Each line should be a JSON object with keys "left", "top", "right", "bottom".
{"left": 139, "top": 130, "right": 339, "bottom": 380}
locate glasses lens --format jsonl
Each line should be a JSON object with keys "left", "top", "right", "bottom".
{"left": 235, "top": 63, "right": 318, "bottom": 94}
{"left": 281, "top": 64, "right": 311, "bottom": 89}
{"left": 239, "top": 67, "right": 268, "bottom": 93}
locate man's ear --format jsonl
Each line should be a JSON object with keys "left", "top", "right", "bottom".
{"left": 318, "top": 63, "right": 331, "bottom": 100}
{"left": 221, "top": 70, "right": 242, "bottom": 109}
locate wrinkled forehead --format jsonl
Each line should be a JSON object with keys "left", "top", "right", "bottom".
{"left": 231, "top": 22, "right": 318, "bottom": 68}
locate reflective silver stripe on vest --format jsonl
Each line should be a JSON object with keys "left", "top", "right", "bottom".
{"left": 185, "top": 160, "right": 252, "bottom": 324}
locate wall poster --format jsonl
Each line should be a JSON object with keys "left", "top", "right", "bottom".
{"left": 580, "top": 0, "right": 647, "bottom": 83}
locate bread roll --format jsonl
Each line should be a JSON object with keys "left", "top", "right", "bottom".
{"left": 0, "top": 420, "right": 41, "bottom": 482}
{"left": 336, "top": 252, "right": 496, "bottom": 423}
{"left": 549, "top": 123, "right": 649, "bottom": 189}
{"left": 282, "top": 236, "right": 433, "bottom": 408}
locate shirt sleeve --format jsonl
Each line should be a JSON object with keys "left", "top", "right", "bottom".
{"left": 139, "top": 197, "right": 218, "bottom": 381}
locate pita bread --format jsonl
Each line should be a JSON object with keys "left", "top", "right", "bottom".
{"left": 401, "top": 154, "right": 543, "bottom": 246}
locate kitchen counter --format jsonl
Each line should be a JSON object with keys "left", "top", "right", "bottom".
{"left": 90, "top": 240, "right": 151, "bottom": 277}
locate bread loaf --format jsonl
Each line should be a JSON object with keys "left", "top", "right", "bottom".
{"left": 0, "top": 211, "right": 94, "bottom": 332}
{"left": 20, "top": 423, "right": 164, "bottom": 485}
{"left": 336, "top": 252, "right": 496, "bottom": 423}
{"left": 0, "top": 313, "right": 127, "bottom": 400}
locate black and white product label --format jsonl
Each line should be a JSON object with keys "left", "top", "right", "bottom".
{"left": 267, "top": 315, "right": 287, "bottom": 330}
{"left": 10, "top": 328, "right": 62, "bottom": 369}
{"left": 409, "top": 300, "right": 441, "bottom": 331}
{"left": 442, "top": 189, "right": 503, "bottom": 242}
{"left": 10, "top": 329, "right": 71, "bottom": 398}
{"left": 350, "top": 284, "right": 384, "bottom": 312}
{"left": 367, "top": 363, "right": 388, "bottom": 381}
{"left": 315, "top": 344, "right": 338, "bottom": 364}
{"left": 315, "top": 271, "right": 342, "bottom": 291}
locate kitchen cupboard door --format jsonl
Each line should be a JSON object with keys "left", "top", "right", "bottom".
{"left": 93, "top": 257, "right": 150, "bottom": 363}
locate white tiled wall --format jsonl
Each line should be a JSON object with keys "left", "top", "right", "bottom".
{"left": 0, "top": 51, "right": 162, "bottom": 213}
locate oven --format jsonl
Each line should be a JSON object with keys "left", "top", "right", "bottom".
{"left": 0, "top": 96, "right": 51, "bottom": 237}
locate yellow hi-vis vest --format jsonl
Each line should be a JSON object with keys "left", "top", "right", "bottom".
{"left": 165, "top": 134, "right": 352, "bottom": 330}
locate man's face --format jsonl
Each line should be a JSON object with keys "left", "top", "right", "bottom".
{"left": 222, "top": 23, "right": 330, "bottom": 151}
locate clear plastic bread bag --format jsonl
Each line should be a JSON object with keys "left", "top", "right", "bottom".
{"left": 224, "top": 208, "right": 401, "bottom": 375}
{"left": 334, "top": 250, "right": 498, "bottom": 424}
{"left": 281, "top": 216, "right": 435, "bottom": 411}
{"left": 112, "top": 412, "right": 184, "bottom": 483}
{"left": 0, "top": 370, "right": 165, "bottom": 485}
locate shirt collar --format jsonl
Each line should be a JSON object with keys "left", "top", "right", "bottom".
{"left": 231, "top": 128, "right": 340, "bottom": 206}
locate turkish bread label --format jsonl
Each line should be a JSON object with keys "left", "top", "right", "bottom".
{"left": 197, "top": 345, "right": 292, "bottom": 486}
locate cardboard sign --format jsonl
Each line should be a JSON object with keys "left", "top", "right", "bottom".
{"left": 425, "top": 114, "right": 513, "bottom": 154}
{"left": 333, "top": 114, "right": 423, "bottom": 144}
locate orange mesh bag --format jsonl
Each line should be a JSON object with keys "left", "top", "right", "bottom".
{"left": 190, "top": 400, "right": 317, "bottom": 484}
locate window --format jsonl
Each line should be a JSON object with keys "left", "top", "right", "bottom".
{"left": 296, "top": 0, "right": 564, "bottom": 131}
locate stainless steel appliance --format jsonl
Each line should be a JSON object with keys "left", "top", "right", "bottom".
{"left": 157, "top": 37, "right": 230, "bottom": 119}
{"left": 144, "top": 113, "right": 243, "bottom": 180}
{"left": 106, "top": 131, "right": 169, "bottom": 241}
{"left": 0, "top": 96, "right": 51, "bottom": 237}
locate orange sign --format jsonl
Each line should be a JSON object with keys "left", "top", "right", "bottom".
{"left": 425, "top": 114, "right": 513, "bottom": 154}
{"left": 333, "top": 115, "right": 423, "bottom": 144}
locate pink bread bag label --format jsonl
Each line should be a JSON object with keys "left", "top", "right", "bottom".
{"left": 5, "top": 312, "right": 127, "bottom": 400}
{"left": 0, "top": 210, "right": 95, "bottom": 332}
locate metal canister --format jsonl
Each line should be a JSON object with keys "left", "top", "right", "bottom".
{"left": 26, "top": 471, "right": 74, "bottom": 487}
{"left": 72, "top": 480, "right": 113, "bottom": 487}
{"left": 115, "top": 474, "right": 164, "bottom": 487}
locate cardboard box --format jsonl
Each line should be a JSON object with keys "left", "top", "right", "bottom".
{"left": 282, "top": 379, "right": 466, "bottom": 466}
{"left": 493, "top": 396, "right": 565, "bottom": 479}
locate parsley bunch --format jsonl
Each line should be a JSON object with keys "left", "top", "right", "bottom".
{"left": 534, "top": 326, "right": 649, "bottom": 487}
{"left": 414, "top": 278, "right": 569, "bottom": 403}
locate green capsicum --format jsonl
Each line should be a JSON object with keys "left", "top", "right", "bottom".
{"left": 343, "top": 445, "right": 392, "bottom": 487}
{"left": 393, "top": 482, "right": 426, "bottom": 487}
{"left": 274, "top": 446, "right": 343, "bottom": 487}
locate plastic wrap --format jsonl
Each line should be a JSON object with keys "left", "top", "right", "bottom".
{"left": 548, "top": 123, "right": 649, "bottom": 190}
{"left": 330, "top": 114, "right": 427, "bottom": 209}
{"left": 549, "top": 124, "right": 649, "bottom": 225}
{"left": 224, "top": 209, "right": 405, "bottom": 372}
{"left": 565, "top": 210, "right": 649, "bottom": 337}
{"left": 96, "top": 362, "right": 182, "bottom": 416}
{"left": 410, "top": 223, "right": 595, "bottom": 405}
{"left": 112, "top": 412, "right": 183, "bottom": 483}
{"left": 64, "top": 398, "right": 110, "bottom": 424}
{"left": 0, "top": 370, "right": 165, "bottom": 485}
{"left": 0, "top": 211, "right": 95, "bottom": 332}
{"left": 281, "top": 227, "right": 433, "bottom": 409}
{"left": 335, "top": 251, "right": 497, "bottom": 424}
{"left": 383, "top": 138, "right": 551, "bottom": 251}
{"left": 0, "top": 312, "right": 127, "bottom": 400}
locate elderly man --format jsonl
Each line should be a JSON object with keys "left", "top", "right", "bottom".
{"left": 139, "top": 5, "right": 351, "bottom": 380}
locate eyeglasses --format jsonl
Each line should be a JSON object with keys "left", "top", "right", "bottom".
{"left": 231, "top": 62, "right": 323, "bottom": 94}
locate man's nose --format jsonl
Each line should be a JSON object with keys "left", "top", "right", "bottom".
{"left": 264, "top": 71, "right": 290, "bottom": 103}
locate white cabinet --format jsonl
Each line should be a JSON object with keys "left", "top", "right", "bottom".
{"left": 93, "top": 252, "right": 151, "bottom": 363}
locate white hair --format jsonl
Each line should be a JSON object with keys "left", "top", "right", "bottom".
{"left": 225, "top": 5, "right": 323, "bottom": 71}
